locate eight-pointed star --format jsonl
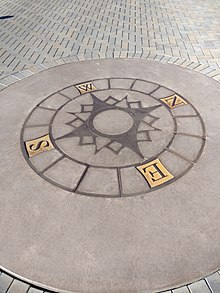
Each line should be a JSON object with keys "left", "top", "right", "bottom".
{"left": 56, "top": 93, "right": 162, "bottom": 159}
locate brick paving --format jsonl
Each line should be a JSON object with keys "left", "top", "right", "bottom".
{"left": 1, "top": 268, "right": 220, "bottom": 293}
{"left": 0, "top": 0, "right": 220, "bottom": 78}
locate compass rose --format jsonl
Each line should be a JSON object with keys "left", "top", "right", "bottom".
{"left": 56, "top": 93, "right": 162, "bottom": 159}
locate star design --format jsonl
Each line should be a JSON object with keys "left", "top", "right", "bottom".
{"left": 56, "top": 93, "right": 162, "bottom": 159}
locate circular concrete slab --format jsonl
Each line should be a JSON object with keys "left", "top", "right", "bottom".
{"left": 20, "top": 76, "right": 204, "bottom": 196}
{"left": 0, "top": 59, "right": 220, "bottom": 293}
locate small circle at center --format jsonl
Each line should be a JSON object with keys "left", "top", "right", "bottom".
{"left": 92, "top": 109, "right": 134, "bottom": 135}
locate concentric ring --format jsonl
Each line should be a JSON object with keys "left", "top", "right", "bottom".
{"left": 21, "top": 78, "right": 205, "bottom": 197}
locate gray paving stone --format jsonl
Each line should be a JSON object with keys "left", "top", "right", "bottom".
{"left": 132, "top": 79, "right": 158, "bottom": 94}
{"left": 171, "top": 104, "right": 197, "bottom": 117}
{"left": 0, "top": 84, "right": 6, "bottom": 91}
{"left": 7, "top": 279, "right": 29, "bottom": 293}
{"left": 159, "top": 150, "right": 192, "bottom": 177}
{"left": 12, "top": 72, "right": 28, "bottom": 80}
{"left": 59, "top": 86, "right": 79, "bottom": 100}
{"left": 168, "top": 135, "right": 204, "bottom": 162}
{"left": 175, "top": 116, "right": 204, "bottom": 137}
{"left": 17, "top": 69, "right": 33, "bottom": 78}
{"left": 2, "top": 75, "right": 19, "bottom": 84}
{"left": 44, "top": 157, "right": 87, "bottom": 190}
{"left": 42, "top": 62, "right": 55, "bottom": 69}
{"left": 78, "top": 167, "right": 119, "bottom": 196}
{"left": 172, "top": 287, "right": 189, "bottom": 293}
{"left": 188, "top": 279, "right": 211, "bottom": 293}
{"left": 151, "top": 87, "right": 175, "bottom": 99}
{"left": 30, "top": 149, "right": 63, "bottom": 172}
{"left": 23, "top": 126, "right": 50, "bottom": 141}
{"left": 206, "top": 272, "right": 220, "bottom": 292}
{"left": 110, "top": 78, "right": 134, "bottom": 89}
{"left": 120, "top": 167, "right": 150, "bottom": 195}
{"left": 213, "top": 75, "right": 220, "bottom": 81}
{"left": 39, "top": 93, "right": 69, "bottom": 110}
{"left": 0, "top": 273, "right": 13, "bottom": 293}
{"left": 28, "top": 288, "right": 44, "bottom": 293}
{"left": 26, "top": 108, "right": 56, "bottom": 126}
{"left": 93, "top": 79, "right": 109, "bottom": 90}
{"left": 0, "top": 77, "right": 14, "bottom": 86}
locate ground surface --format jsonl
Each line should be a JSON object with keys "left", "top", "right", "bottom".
{"left": 1, "top": 58, "right": 220, "bottom": 293}
{"left": 1, "top": 0, "right": 220, "bottom": 293}
{"left": 1, "top": 0, "right": 220, "bottom": 78}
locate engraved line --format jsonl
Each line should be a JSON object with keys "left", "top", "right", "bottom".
{"left": 108, "top": 78, "right": 111, "bottom": 89}
{"left": 145, "top": 52, "right": 151, "bottom": 59}
{"left": 210, "top": 72, "right": 220, "bottom": 78}
{"left": 140, "top": 50, "right": 144, "bottom": 58}
{"left": 198, "top": 65, "right": 210, "bottom": 72}
{"left": 204, "top": 278, "right": 214, "bottom": 293}
{"left": 58, "top": 91, "right": 75, "bottom": 101}
{"left": 108, "top": 77, "right": 134, "bottom": 81}
{"left": 74, "top": 190, "right": 120, "bottom": 198}
{"left": 4, "top": 277, "right": 13, "bottom": 292}
{"left": 185, "top": 61, "right": 194, "bottom": 67}
{"left": 40, "top": 173, "right": 73, "bottom": 193}
{"left": 148, "top": 85, "right": 160, "bottom": 95}
{"left": 165, "top": 148, "right": 195, "bottom": 164}
{"left": 0, "top": 15, "right": 14, "bottom": 20}
{"left": 37, "top": 105, "right": 58, "bottom": 112}
{"left": 174, "top": 132, "right": 206, "bottom": 140}
{"left": 117, "top": 168, "right": 122, "bottom": 197}
{"left": 174, "top": 114, "right": 199, "bottom": 118}
{"left": 24, "top": 124, "right": 51, "bottom": 128}
{"left": 191, "top": 63, "right": 201, "bottom": 70}
{"left": 41, "top": 155, "right": 65, "bottom": 174}
{"left": 129, "top": 79, "right": 137, "bottom": 90}
{"left": 173, "top": 57, "right": 180, "bottom": 64}
{"left": 74, "top": 166, "right": 89, "bottom": 192}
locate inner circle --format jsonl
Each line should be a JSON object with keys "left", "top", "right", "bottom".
{"left": 92, "top": 109, "right": 134, "bottom": 135}
{"left": 51, "top": 88, "right": 176, "bottom": 168}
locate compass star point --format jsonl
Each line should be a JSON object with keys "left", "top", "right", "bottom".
{"left": 57, "top": 93, "right": 162, "bottom": 158}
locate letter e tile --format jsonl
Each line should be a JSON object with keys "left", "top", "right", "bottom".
{"left": 137, "top": 158, "right": 174, "bottom": 188}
